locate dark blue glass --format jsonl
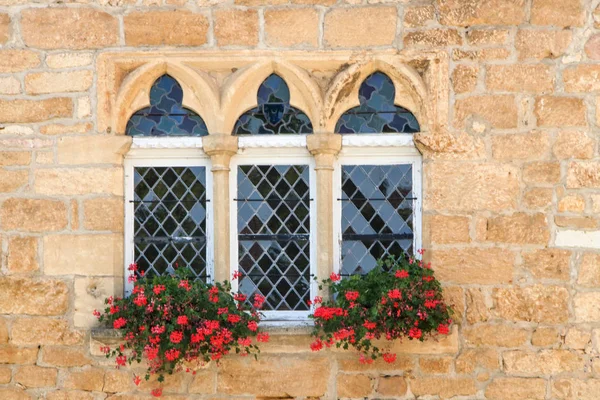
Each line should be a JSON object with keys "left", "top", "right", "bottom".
{"left": 335, "top": 72, "right": 420, "bottom": 134}
{"left": 233, "top": 74, "right": 313, "bottom": 135}
{"left": 126, "top": 75, "right": 208, "bottom": 137}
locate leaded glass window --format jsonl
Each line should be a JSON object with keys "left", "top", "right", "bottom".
{"left": 236, "top": 164, "right": 311, "bottom": 311}
{"left": 233, "top": 74, "right": 313, "bottom": 135}
{"left": 340, "top": 164, "right": 414, "bottom": 276}
{"left": 126, "top": 75, "right": 209, "bottom": 137}
{"left": 133, "top": 166, "right": 208, "bottom": 280}
{"left": 335, "top": 72, "right": 420, "bottom": 134}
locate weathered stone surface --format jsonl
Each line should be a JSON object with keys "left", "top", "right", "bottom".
{"left": 0, "top": 319, "right": 7, "bottom": 344}
{"left": 0, "top": 98, "right": 72, "bottom": 123}
{"left": 493, "top": 285, "right": 569, "bottom": 323}
{"left": 565, "top": 328, "right": 590, "bottom": 350}
{"left": 531, "top": 0, "right": 584, "bottom": 27}
{"left": 410, "top": 377, "right": 477, "bottom": 399}
{"left": 46, "top": 391, "right": 94, "bottom": 400}
{"left": 214, "top": 9, "right": 258, "bottom": 47}
{"left": 564, "top": 65, "right": 600, "bottom": 92}
{"left": 532, "top": 326, "right": 559, "bottom": 347}
{"left": 62, "top": 368, "right": 105, "bottom": 392}
{"left": 0, "top": 76, "right": 21, "bottom": 94}
{"left": 454, "top": 95, "right": 517, "bottom": 129}
{"left": 431, "top": 248, "right": 514, "bottom": 284}
{"left": 25, "top": 71, "right": 93, "bottom": 95}
{"left": 0, "top": 367, "right": 10, "bottom": 383}
{"left": 0, "top": 388, "right": 31, "bottom": 400}
{"left": 324, "top": 7, "right": 397, "bottom": 48}
{"left": 425, "top": 163, "right": 519, "bottom": 211}
{"left": 104, "top": 370, "right": 133, "bottom": 393}
{"left": 553, "top": 378, "right": 600, "bottom": 399}
{"left": 554, "top": 216, "right": 598, "bottom": 229}
{"left": 491, "top": 131, "right": 549, "bottom": 160}
{"left": 34, "top": 168, "right": 123, "bottom": 196}
{"left": 486, "top": 377, "right": 546, "bottom": 400}
{"left": 0, "top": 278, "right": 68, "bottom": 316}
{"left": 21, "top": 8, "right": 118, "bottom": 49}
{"left": 437, "top": 0, "right": 526, "bottom": 25}
{"left": 463, "top": 324, "right": 528, "bottom": 347}
{"left": 404, "top": 5, "right": 436, "bottom": 28}
{"left": 522, "top": 187, "right": 553, "bottom": 210}
{"left": 535, "top": 96, "right": 586, "bottom": 127}
{"left": 14, "top": 366, "right": 57, "bottom": 388}
{"left": 83, "top": 197, "right": 124, "bottom": 231}
{"left": 578, "top": 253, "right": 600, "bottom": 287}
{"left": 553, "top": 130, "right": 595, "bottom": 159}
{"left": 57, "top": 136, "right": 131, "bottom": 165}
{"left": 337, "top": 374, "right": 372, "bottom": 398}
{"left": 124, "top": 10, "right": 208, "bottom": 46}
{"left": 419, "top": 356, "right": 452, "bottom": 374}
{"left": 0, "top": 152, "right": 30, "bottom": 167}
{"left": 486, "top": 65, "right": 554, "bottom": 93}
{"left": 7, "top": 237, "right": 38, "bottom": 273}
{"left": 0, "top": 169, "right": 27, "bottom": 193}
{"left": 404, "top": 28, "right": 462, "bottom": 48}
{"left": 523, "top": 249, "right": 571, "bottom": 281}
{"left": 188, "top": 371, "right": 216, "bottom": 394}
{"left": 516, "top": 29, "right": 572, "bottom": 60}
{"left": 558, "top": 193, "right": 586, "bottom": 213}
{"left": 503, "top": 350, "right": 584, "bottom": 375}
{"left": 567, "top": 161, "right": 600, "bottom": 188}
{"left": 377, "top": 376, "right": 407, "bottom": 396}
{"left": 466, "top": 288, "right": 489, "bottom": 324}
{"left": 0, "top": 50, "right": 40, "bottom": 73}
{"left": 443, "top": 286, "right": 465, "bottom": 323}
{"left": 265, "top": 9, "right": 318, "bottom": 48}
{"left": 467, "top": 28, "right": 509, "bottom": 45}
{"left": 523, "top": 162, "right": 561, "bottom": 184}
{"left": 44, "top": 234, "right": 123, "bottom": 276}
{"left": 42, "top": 347, "right": 91, "bottom": 367}
{"left": 218, "top": 357, "right": 330, "bottom": 397}
{"left": 427, "top": 215, "right": 470, "bottom": 244}
{"left": 574, "top": 293, "right": 600, "bottom": 322}
{"left": 455, "top": 348, "right": 498, "bottom": 373}
{"left": 486, "top": 213, "right": 549, "bottom": 245}
{"left": 74, "top": 277, "right": 121, "bottom": 328}
{"left": 0, "top": 13, "right": 9, "bottom": 43}
{"left": 1, "top": 199, "right": 67, "bottom": 232}
{"left": 40, "top": 122, "right": 93, "bottom": 135}
{"left": 0, "top": 346, "right": 38, "bottom": 364}
{"left": 11, "top": 318, "right": 83, "bottom": 346}
{"left": 452, "top": 48, "right": 510, "bottom": 61}
{"left": 452, "top": 65, "right": 478, "bottom": 94}
{"left": 46, "top": 52, "right": 93, "bottom": 69}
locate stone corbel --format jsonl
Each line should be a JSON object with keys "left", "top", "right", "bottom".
{"left": 203, "top": 134, "right": 238, "bottom": 171}
{"left": 306, "top": 132, "right": 342, "bottom": 170}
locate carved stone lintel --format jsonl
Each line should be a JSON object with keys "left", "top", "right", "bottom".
{"left": 306, "top": 133, "right": 342, "bottom": 170}
{"left": 202, "top": 134, "right": 238, "bottom": 171}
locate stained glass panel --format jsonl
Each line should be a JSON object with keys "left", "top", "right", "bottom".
{"left": 340, "top": 164, "right": 414, "bottom": 275}
{"left": 233, "top": 74, "right": 313, "bottom": 135}
{"left": 335, "top": 72, "right": 420, "bottom": 134}
{"left": 237, "top": 165, "right": 311, "bottom": 311}
{"left": 133, "top": 166, "right": 208, "bottom": 280}
{"left": 126, "top": 75, "right": 208, "bottom": 137}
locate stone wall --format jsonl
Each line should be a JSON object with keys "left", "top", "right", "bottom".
{"left": 0, "top": 0, "right": 599, "bottom": 399}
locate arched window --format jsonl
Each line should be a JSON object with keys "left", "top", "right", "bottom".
{"left": 126, "top": 74, "right": 208, "bottom": 137}
{"left": 233, "top": 74, "right": 313, "bottom": 135}
{"left": 335, "top": 72, "right": 419, "bottom": 134}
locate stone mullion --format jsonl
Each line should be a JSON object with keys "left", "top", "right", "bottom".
{"left": 203, "top": 135, "right": 238, "bottom": 283}
{"left": 307, "top": 133, "right": 342, "bottom": 296}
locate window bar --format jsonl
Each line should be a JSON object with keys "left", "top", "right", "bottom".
{"left": 342, "top": 233, "right": 414, "bottom": 241}
{"left": 238, "top": 234, "right": 309, "bottom": 241}
{"left": 130, "top": 199, "right": 210, "bottom": 203}
{"left": 233, "top": 198, "right": 312, "bottom": 202}
{"left": 134, "top": 236, "right": 206, "bottom": 244}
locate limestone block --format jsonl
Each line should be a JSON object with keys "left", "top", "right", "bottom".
{"left": 463, "top": 324, "right": 528, "bottom": 347}
{"left": 485, "top": 377, "right": 546, "bottom": 400}
{"left": 466, "top": 288, "right": 490, "bottom": 324}
{"left": 62, "top": 368, "right": 105, "bottom": 392}
{"left": 44, "top": 234, "right": 123, "bottom": 276}
{"left": 0, "top": 49, "right": 40, "bottom": 73}
{"left": 40, "top": 123, "right": 93, "bottom": 135}
{"left": 264, "top": 9, "right": 319, "bottom": 48}
{"left": 564, "top": 65, "right": 600, "bottom": 92}
{"left": 34, "top": 168, "right": 123, "bottom": 196}
{"left": 454, "top": 95, "right": 517, "bottom": 129}
{"left": 104, "top": 370, "right": 133, "bottom": 393}
{"left": 0, "top": 388, "right": 31, "bottom": 399}
{"left": 46, "top": 391, "right": 94, "bottom": 400}
{"left": 532, "top": 326, "right": 559, "bottom": 347}
{"left": 467, "top": 29, "right": 510, "bottom": 46}
{"left": 14, "top": 366, "right": 57, "bottom": 388}
{"left": 1, "top": 199, "right": 67, "bottom": 232}
{"left": 11, "top": 318, "right": 83, "bottom": 346}
{"left": 565, "top": 328, "right": 591, "bottom": 350}
{"left": 486, "top": 65, "right": 554, "bottom": 93}
{"left": 324, "top": 7, "right": 397, "bottom": 48}
{"left": 443, "top": 286, "right": 465, "bottom": 323}
{"left": 558, "top": 194, "right": 586, "bottom": 212}
{"left": 409, "top": 377, "right": 477, "bottom": 399}
{"left": 0, "top": 13, "right": 8, "bottom": 43}
{"left": 567, "top": 161, "right": 600, "bottom": 188}
{"left": 0, "top": 170, "right": 28, "bottom": 193}
{"left": 419, "top": 356, "right": 452, "bottom": 373}
{"left": 25, "top": 71, "right": 93, "bottom": 95}
{"left": 41, "top": 347, "right": 91, "bottom": 367}
{"left": 452, "top": 65, "right": 478, "bottom": 94}
{"left": 553, "top": 131, "right": 595, "bottom": 159}
{"left": 491, "top": 131, "right": 550, "bottom": 160}
{"left": 57, "top": 136, "right": 131, "bottom": 165}
{"left": 0, "top": 346, "right": 38, "bottom": 364}
{"left": 214, "top": 9, "right": 258, "bottom": 47}
{"left": 7, "top": 237, "right": 38, "bottom": 273}
{"left": 486, "top": 213, "right": 550, "bottom": 244}
{"left": 0, "top": 278, "right": 68, "bottom": 316}
{"left": 523, "top": 162, "right": 561, "bottom": 184}
{"left": 535, "top": 96, "right": 587, "bottom": 127}
{"left": 124, "top": 10, "right": 208, "bottom": 46}
{"left": 21, "top": 7, "right": 118, "bottom": 49}
{"left": 574, "top": 292, "right": 600, "bottom": 322}
{"left": 46, "top": 53, "right": 93, "bottom": 69}
{"left": 427, "top": 215, "right": 470, "bottom": 244}
{"left": 530, "top": 0, "right": 584, "bottom": 27}
{"left": 455, "top": 348, "right": 499, "bottom": 373}
{"left": 83, "top": 197, "right": 124, "bottom": 231}
{"left": 337, "top": 374, "right": 372, "bottom": 398}
{"left": 404, "top": 5, "right": 436, "bottom": 28}
{"left": 337, "top": 354, "right": 414, "bottom": 372}
{"left": 553, "top": 379, "right": 600, "bottom": 400}
{"left": 404, "top": 29, "right": 462, "bottom": 48}
{"left": 0, "top": 77, "right": 21, "bottom": 95}
{"left": 0, "top": 98, "right": 72, "bottom": 123}
{"left": 503, "top": 349, "right": 584, "bottom": 375}
{"left": 377, "top": 376, "right": 407, "bottom": 396}
{"left": 0, "top": 152, "right": 30, "bottom": 167}
{"left": 516, "top": 29, "right": 572, "bottom": 60}
{"left": 578, "top": 253, "right": 600, "bottom": 287}
{"left": 522, "top": 249, "right": 571, "bottom": 281}
{"left": 493, "top": 285, "right": 569, "bottom": 323}
{"left": 522, "top": 187, "right": 553, "bottom": 210}
{"left": 74, "top": 276, "right": 122, "bottom": 328}
{"left": 554, "top": 216, "right": 598, "bottom": 230}
{"left": 437, "top": 0, "right": 526, "bottom": 25}
{"left": 0, "top": 367, "right": 10, "bottom": 384}
{"left": 188, "top": 371, "right": 216, "bottom": 394}
{"left": 431, "top": 248, "right": 514, "bottom": 284}
{"left": 452, "top": 48, "right": 511, "bottom": 61}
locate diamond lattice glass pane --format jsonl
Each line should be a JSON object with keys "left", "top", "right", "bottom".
{"left": 237, "top": 165, "right": 310, "bottom": 311}
{"left": 233, "top": 74, "right": 313, "bottom": 135}
{"left": 341, "top": 165, "right": 414, "bottom": 275}
{"left": 134, "top": 166, "right": 207, "bottom": 280}
{"left": 126, "top": 75, "right": 208, "bottom": 137}
{"left": 335, "top": 72, "right": 420, "bottom": 134}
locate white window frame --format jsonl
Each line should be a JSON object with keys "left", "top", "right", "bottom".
{"left": 332, "top": 134, "right": 423, "bottom": 275}
{"left": 124, "top": 137, "right": 214, "bottom": 296}
{"left": 229, "top": 135, "right": 318, "bottom": 321}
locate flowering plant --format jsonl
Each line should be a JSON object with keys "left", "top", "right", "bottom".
{"left": 308, "top": 252, "right": 452, "bottom": 364}
{"left": 95, "top": 265, "right": 268, "bottom": 395}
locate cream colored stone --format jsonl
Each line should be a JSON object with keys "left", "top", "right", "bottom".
{"left": 21, "top": 8, "right": 118, "bottom": 49}
{"left": 0, "top": 319, "right": 7, "bottom": 344}
{"left": 7, "top": 237, "right": 38, "bottom": 273}
{"left": 45, "top": 53, "right": 93, "bottom": 69}
{"left": 104, "top": 370, "right": 133, "bottom": 393}
{"left": 516, "top": 29, "right": 572, "bottom": 60}
{"left": 486, "top": 65, "right": 554, "bottom": 93}
{"left": 425, "top": 163, "right": 519, "bottom": 211}
{"left": 503, "top": 349, "right": 584, "bottom": 375}
{"left": 40, "top": 123, "right": 93, "bottom": 135}
{"left": 455, "top": 348, "right": 498, "bottom": 373}
{"left": 325, "top": 7, "right": 397, "bottom": 48}
{"left": 0, "top": 152, "right": 30, "bottom": 167}
{"left": 34, "top": 168, "right": 123, "bottom": 196}
{"left": 83, "top": 197, "right": 124, "bottom": 231}
{"left": 25, "top": 71, "right": 93, "bottom": 95}
{"left": 454, "top": 95, "right": 517, "bottom": 129}
{"left": 491, "top": 131, "right": 549, "bottom": 160}
{"left": 431, "top": 248, "right": 514, "bottom": 284}
{"left": 36, "top": 151, "right": 53, "bottom": 165}
{"left": 0, "top": 388, "right": 30, "bottom": 399}
{"left": 188, "top": 371, "right": 216, "bottom": 394}
{"left": 62, "top": 368, "right": 105, "bottom": 392}
{"left": 410, "top": 377, "right": 477, "bottom": 399}
{"left": 0, "top": 346, "right": 38, "bottom": 364}
{"left": 565, "top": 328, "right": 590, "bottom": 350}
{"left": 0, "top": 49, "right": 40, "bottom": 73}
{"left": 76, "top": 97, "right": 91, "bottom": 119}
{"left": 0, "top": 169, "right": 28, "bottom": 193}
{"left": 337, "top": 374, "right": 372, "bottom": 398}
{"left": 437, "top": 0, "right": 526, "bottom": 25}
{"left": 427, "top": 215, "right": 470, "bottom": 244}
{"left": 578, "top": 253, "right": 600, "bottom": 287}
{"left": 493, "top": 285, "right": 569, "bottom": 323}
{"left": 567, "top": 161, "right": 600, "bottom": 188}
{"left": 553, "top": 131, "right": 595, "bottom": 159}
{"left": 531, "top": 0, "right": 584, "bottom": 27}
{"left": 11, "top": 318, "right": 83, "bottom": 346}
{"left": 486, "top": 213, "right": 549, "bottom": 245}
{"left": 57, "top": 136, "right": 131, "bottom": 165}
{"left": 486, "top": 377, "right": 546, "bottom": 400}
{"left": 463, "top": 324, "right": 528, "bottom": 347}
{"left": 467, "top": 28, "right": 509, "bottom": 45}
{"left": 124, "top": 10, "right": 209, "bottom": 46}
{"left": 522, "top": 187, "right": 553, "bottom": 210}
{"left": 41, "top": 347, "right": 91, "bottom": 367}
{"left": 523, "top": 249, "right": 571, "bottom": 281}
{"left": 0, "top": 76, "right": 21, "bottom": 95}
{"left": 452, "top": 65, "right": 478, "bottom": 94}
{"left": 0, "top": 13, "right": 8, "bottom": 43}
{"left": 419, "top": 356, "right": 452, "bottom": 374}
{"left": 74, "top": 277, "right": 122, "bottom": 328}
{"left": 404, "top": 29, "right": 462, "bottom": 48}
{"left": 564, "top": 65, "right": 600, "bottom": 92}
{"left": 593, "top": 195, "right": 600, "bottom": 213}
{"left": 466, "top": 288, "right": 489, "bottom": 324}
{"left": 523, "top": 162, "right": 561, "bottom": 184}
{"left": 1, "top": 199, "right": 67, "bottom": 232}
{"left": 46, "top": 390, "right": 94, "bottom": 400}
{"left": 532, "top": 326, "right": 559, "bottom": 346}
{"left": 574, "top": 292, "right": 600, "bottom": 322}
{"left": 404, "top": 5, "right": 436, "bottom": 28}
{"left": 0, "top": 278, "right": 68, "bottom": 316}
{"left": 214, "top": 9, "right": 258, "bottom": 47}
{"left": 553, "top": 379, "right": 600, "bottom": 400}
{"left": 377, "top": 376, "right": 407, "bottom": 396}
{"left": 0, "top": 98, "right": 72, "bottom": 123}
{"left": 14, "top": 366, "right": 57, "bottom": 388}
{"left": 535, "top": 96, "right": 586, "bottom": 127}
{"left": 0, "top": 367, "right": 10, "bottom": 384}
{"left": 44, "top": 234, "right": 123, "bottom": 276}
{"left": 452, "top": 48, "right": 511, "bottom": 61}
{"left": 555, "top": 216, "right": 598, "bottom": 229}
{"left": 264, "top": 9, "right": 319, "bottom": 48}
